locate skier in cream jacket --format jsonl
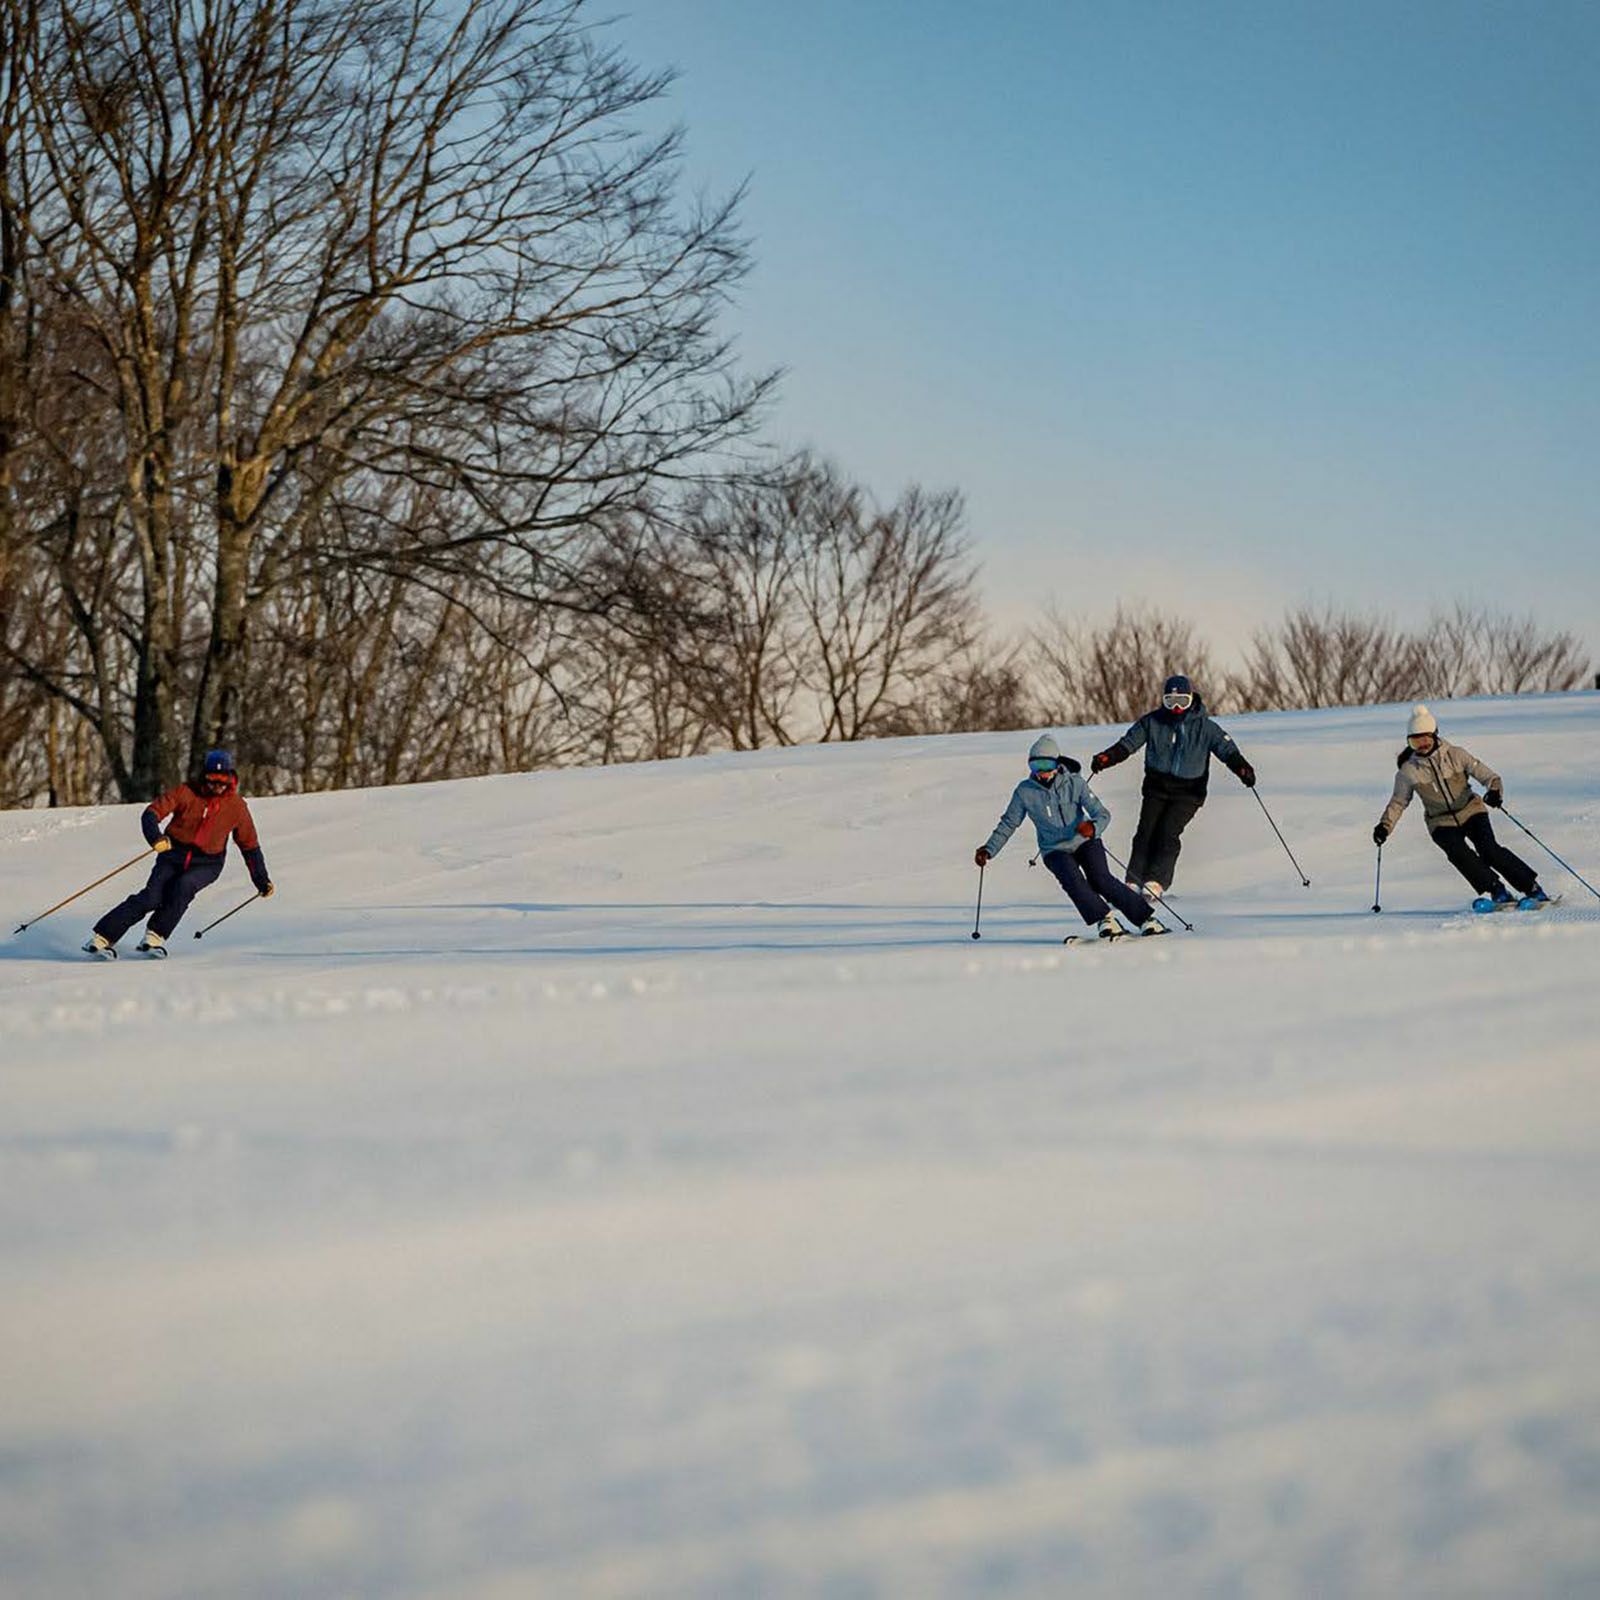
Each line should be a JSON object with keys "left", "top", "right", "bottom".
{"left": 1373, "top": 705, "right": 1548, "bottom": 912}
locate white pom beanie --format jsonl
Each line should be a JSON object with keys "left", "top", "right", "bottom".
{"left": 1407, "top": 704, "right": 1438, "bottom": 737}
{"left": 1028, "top": 733, "right": 1062, "bottom": 763}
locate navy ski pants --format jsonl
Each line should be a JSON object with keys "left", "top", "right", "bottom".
{"left": 1431, "top": 813, "right": 1537, "bottom": 897}
{"left": 1043, "top": 839, "right": 1152, "bottom": 928}
{"left": 95, "top": 849, "right": 224, "bottom": 943}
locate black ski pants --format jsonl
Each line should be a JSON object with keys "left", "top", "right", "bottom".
{"left": 1127, "top": 791, "right": 1205, "bottom": 891}
{"left": 95, "top": 849, "right": 224, "bottom": 943}
{"left": 1044, "top": 838, "right": 1152, "bottom": 928}
{"left": 1431, "top": 812, "right": 1537, "bottom": 897}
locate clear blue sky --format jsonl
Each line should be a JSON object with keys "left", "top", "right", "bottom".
{"left": 618, "top": 0, "right": 1600, "bottom": 653}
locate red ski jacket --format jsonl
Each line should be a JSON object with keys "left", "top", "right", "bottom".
{"left": 141, "top": 780, "right": 268, "bottom": 890}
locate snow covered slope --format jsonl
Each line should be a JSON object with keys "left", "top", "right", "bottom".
{"left": 3, "top": 694, "right": 1599, "bottom": 1599}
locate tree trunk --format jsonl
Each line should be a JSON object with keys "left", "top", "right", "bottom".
{"left": 190, "top": 463, "right": 259, "bottom": 762}
{"left": 129, "top": 451, "right": 180, "bottom": 798}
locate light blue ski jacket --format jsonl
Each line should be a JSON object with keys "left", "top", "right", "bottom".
{"left": 984, "top": 768, "right": 1110, "bottom": 860}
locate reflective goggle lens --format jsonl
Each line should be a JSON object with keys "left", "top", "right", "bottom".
{"left": 1028, "top": 757, "right": 1059, "bottom": 774}
{"left": 1162, "top": 692, "right": 1193, "bottom": 711}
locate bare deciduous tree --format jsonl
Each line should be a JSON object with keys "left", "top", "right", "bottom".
{"left": 1, "top": 0, "right": 771, "bottom": 796}
{"left": 1031, "top": 605, "right": 1215, "bottom": 726}
{"left": 917, "top": 639, "right": 1034, "bottom": 736}
{"left": 791, "top": 467, "right": 980, "bottom": 741}
{"left": 1226, "top": 608, "right": 1424, "bottom": 712}
{"left": 1226, "top": 603, "right": 1591, "bottom": 711}
{"left": 608, "top": 456, "right": 986, "bottom": 751}
{"left": 1424, "top": 603, "right": 1590, "bottom": 697}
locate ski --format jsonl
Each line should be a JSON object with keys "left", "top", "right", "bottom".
{"left": 1470, "top": 895, "right": 1516, "bottom": 914}
{"left": 1063, "top": 924, "right": 1172, "bottom": 945}
{"left": 1466, "top": 893, "right": 1562, "bottom": 917}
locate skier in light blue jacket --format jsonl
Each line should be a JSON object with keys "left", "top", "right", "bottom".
{"left": 975, "top": 735, "right": 1162, "bottom": 939}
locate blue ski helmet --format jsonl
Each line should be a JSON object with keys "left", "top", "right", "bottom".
{"left": 202, "top": 748, "right": 235, "bottom": 776}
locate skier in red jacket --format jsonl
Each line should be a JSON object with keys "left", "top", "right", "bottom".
{"left": 83, "top": 749, "right": 274, "bottom": 958}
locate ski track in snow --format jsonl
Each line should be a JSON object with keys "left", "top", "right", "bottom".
{"left": 2, "top": 694, "right": 1600, "bottom": 1598}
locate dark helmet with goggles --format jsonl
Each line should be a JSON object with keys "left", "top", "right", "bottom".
{"left": 1161, "top": 674, "right": 1194, "bottom": 713}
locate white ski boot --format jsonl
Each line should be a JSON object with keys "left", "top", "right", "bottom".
{"left": 82, "top": 932, "right": 117, "bottom": 960}
{"left": 1141, "top": 920, "right": 1170, "bottom": 937}
{"left": 1144, "top": 880, "right": 1164, "bottom": 903}
{"left": 1098, "top": 916, "right": 1128, "bottom": 941}
{"left": 136, "top": 930, "right": 168, "bottom": 959}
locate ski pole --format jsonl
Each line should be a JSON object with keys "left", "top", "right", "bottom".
{"left": 1499, "top": 808, "right": 1600, "bottom": 903}
{"left": 13, "top": 846, "right": 158, "bottom": 935}
{"left": 1252, "top": 788, "right": 1310, "bottom": 887}
{"left": 194, "top": 892, "right": 262, "bottom": 940}
{"left": 1100, "top": 842, "right": 1189, "bottom": 933}
{"left": 971, "top": 861, "right": 985, "bottom": 940}
{"left": 1372, "top": 843, "right": 1382, "bottom": 914}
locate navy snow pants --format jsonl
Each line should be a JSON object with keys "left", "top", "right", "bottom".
{"left": 1431, "top": 812, "right": 1538, "bottom": 897}
{"left": 95, "top": 849, "right": 224, "bottom": 943}
{"left": 1043, "top": 838, "right": 1152, "bottom": 928}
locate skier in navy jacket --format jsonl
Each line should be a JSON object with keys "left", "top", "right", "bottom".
{"left": 976, "top": 735, "right": 1161, "bottom": 939}
{"left": 1091, "top": 674, "right": 1255, "bottom": 897}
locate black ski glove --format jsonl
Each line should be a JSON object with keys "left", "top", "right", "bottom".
{"left": 1485, "top": 787, "right": 1503, "bottom": 808}
{"left": 1372, "top": 823, "right": 1388, "bottom": 846}
{"left": 1235, "top": 760, "right": 1256, "bottom": 787}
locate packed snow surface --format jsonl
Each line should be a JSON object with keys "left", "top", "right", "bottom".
{"left": 3, "top": 694, "right": 1599, "bottom": 1599}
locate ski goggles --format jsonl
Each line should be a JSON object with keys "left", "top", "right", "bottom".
{"left": 1406, "top": 731, "right": 1436, "bottom": 747}
{"left": 1161, "top": 691, "right": 1194, "bottom": 711}
{"left": 1028, "top": 757, "right": 1061, "bottom": 775}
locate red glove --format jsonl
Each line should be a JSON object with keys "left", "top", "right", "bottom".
{"left": 974, "top": 846, "right": 991, "bottom": 867}
{"left": 1075, "top": 820, "right": 1095, "bottom": 839}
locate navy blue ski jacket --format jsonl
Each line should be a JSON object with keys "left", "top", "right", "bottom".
{"left": 1103, "top": 694, "right": 1245, "bottom": 798}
